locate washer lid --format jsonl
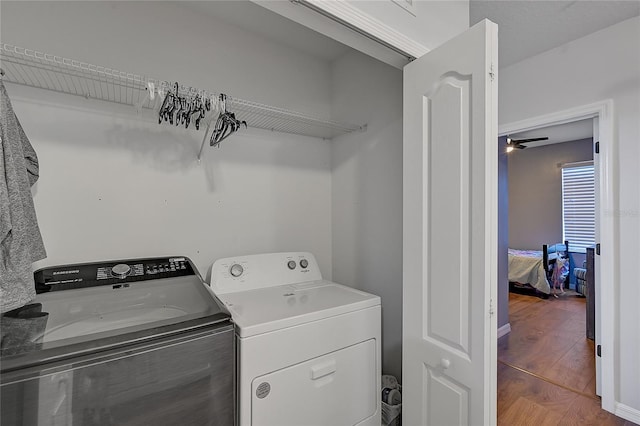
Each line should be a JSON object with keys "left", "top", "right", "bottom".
{"left": 2, "top": 257, "right": 231, "bottom": 371}
{"left": 216, "top": 280, "right": 380, "bottom": 338}
{"left": 36, "top": 275, "right": 228, "bottom": 345}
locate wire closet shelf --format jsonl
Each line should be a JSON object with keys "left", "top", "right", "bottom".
{"left": 0, "top": 44, "right": 364, "bottom": 140}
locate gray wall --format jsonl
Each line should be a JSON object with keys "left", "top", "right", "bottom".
{"left": 508, "top": 138, "right": 593, "bottom": 250}
{"left": 330, "top": 51, "right": 403, "bottom": 380}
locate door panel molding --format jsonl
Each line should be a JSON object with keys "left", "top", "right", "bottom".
{"left": 424, "top": 74, "right": 472, "bottom": 356}
{"left": 424, "top": 364, "right": 470, "bottom": 425}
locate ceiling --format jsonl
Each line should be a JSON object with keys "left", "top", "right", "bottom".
{"left": 474, "top": 1, "right": 639, "bottom": 145}
{"left": 470, "top": 0, "right": 640, "bottom": 69}
{"left": 185, "top": 1, "right": 637, "bottom": 146}
{"left": 185, "top": 1, "right": 640, "bottom": 69}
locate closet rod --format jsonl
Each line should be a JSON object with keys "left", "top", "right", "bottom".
{"left": 290, "top": 0, "right": 416, "bottom": 62}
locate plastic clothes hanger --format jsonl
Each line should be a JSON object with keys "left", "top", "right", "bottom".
{"left": 209, "top": 96, "right": 247, "bottom": 147}
{"left": 158, "top": 82, "right": 179, "bottom": 124}
{"left": 210, "top": 94, "right": 228, "bottom": 146}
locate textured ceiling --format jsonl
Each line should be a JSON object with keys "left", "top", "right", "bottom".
{"left": 470, "top": 0, "right": 640, "bottom": 68}
{"left": 185, "top": 1, "right": 632, "bottom": 145}
{"left": 186, "top": 1, "right": 640, "bottom": 69}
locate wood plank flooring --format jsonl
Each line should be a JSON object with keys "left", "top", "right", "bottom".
{"left": 498, "top": 292, "right": 637, "bottom": 425}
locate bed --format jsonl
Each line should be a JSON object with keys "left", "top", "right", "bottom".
{"left": 508, "top": 241, "right": 569, "bottom": 297}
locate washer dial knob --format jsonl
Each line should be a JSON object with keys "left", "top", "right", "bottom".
{"left": 287, "top": 260, "right": 296, "bottom": 270}
{"left": 300, "top": 259, "right": 309, "bottom": 269}
{"left": 111, "top": 263, "right": 131, "bottom": 279}
{"left": 230, "top": 264, "right": 244, "bottom": 278}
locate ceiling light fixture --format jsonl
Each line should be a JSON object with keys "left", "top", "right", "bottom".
{"left": 506, "top": 137, "right": 515, "bottom": 153}
{"left": 505, "top": 135, "right": 548, "bottom": 153}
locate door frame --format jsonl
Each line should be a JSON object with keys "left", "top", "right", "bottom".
{"left": 499, "top": 99, "right": 616, "bottom": 412}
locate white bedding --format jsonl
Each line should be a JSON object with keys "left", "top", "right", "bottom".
{"left": 508, "top": 249, "right": 551, "bottom": 294}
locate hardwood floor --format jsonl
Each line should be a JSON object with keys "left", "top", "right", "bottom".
{"left": 498, "top": 292, "right": 637, "bottom": 425}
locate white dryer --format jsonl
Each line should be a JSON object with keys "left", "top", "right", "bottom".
{"left": 209, "top": 252, "right": 381, "bottom": 426}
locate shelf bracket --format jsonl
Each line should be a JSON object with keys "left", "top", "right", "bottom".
{"left": 134, "top": 82, "right": 155, "bottom": 114}
{"left": 197, "top": 119, "right": 214, "bottom": 162}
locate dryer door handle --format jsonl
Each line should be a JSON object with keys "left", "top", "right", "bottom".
{"left": 310, "top": 359, "right": 336, "bottom": 380}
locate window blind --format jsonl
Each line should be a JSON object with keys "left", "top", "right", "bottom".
{"left": 562, "top": 162, "right": 595, "bottom": 253}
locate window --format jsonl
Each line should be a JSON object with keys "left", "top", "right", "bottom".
{"left": 562, "top": 161, "right": 595, "bottom": 253}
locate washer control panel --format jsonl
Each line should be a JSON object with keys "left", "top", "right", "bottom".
{"left": 34, "top": 256, "right": 195, "bottom": 293}
{"left": 230, "top": 264, "right": 244, "bottom": 278}
{"left": 110, "top": 263, "right": 132, "bottom": 279}
{"left": 285, "top": 258, "right": 311, "bottom": 270}
{"left": 210, "top": 252, "right": 322, "bottom": 295}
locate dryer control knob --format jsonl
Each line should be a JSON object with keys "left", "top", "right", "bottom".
{"left": 230, "top": 264, "right": 244, "bottom": 278}
{"left": 287, "top": 260, "right": 296, "bottom": 270}
{"left": 111, "top": 263, "right": 131, "bottom": 279}
{"left": 300, "top": 259, "right": 309, "bottom": 269}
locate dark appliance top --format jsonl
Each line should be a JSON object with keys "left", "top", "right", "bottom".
{"left": 1, "top": 256, "right": 231, "bottom": 372}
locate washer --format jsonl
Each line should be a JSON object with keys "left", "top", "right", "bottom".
{"left": 209, "top": 252, "right": 381, "bottom": 426}
{"left": 1, "top": 256, "right": 234, "bottom": 426}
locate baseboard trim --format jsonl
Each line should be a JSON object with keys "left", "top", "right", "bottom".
{"left": 614, "top": 402, "right": 640, "bottom": 424}
{"left": 497, "top": 323, "right": 511, "bottom": 338}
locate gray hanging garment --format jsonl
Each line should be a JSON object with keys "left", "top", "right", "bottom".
{"left": 0, "top": 79, "right": 47, "bottom": 313}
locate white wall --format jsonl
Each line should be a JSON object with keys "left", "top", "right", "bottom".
{"left": 500, "top": 16, "right": 640, "bottom": 416}
{"left": 1, "top": 1, "right": 334, "bottom": 278}
{"left": 330, "top": 51, "right": 403, "bottom": 379}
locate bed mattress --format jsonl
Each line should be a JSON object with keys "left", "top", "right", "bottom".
{"left": 508, "top": 249, "right": 551, "bottom": 294}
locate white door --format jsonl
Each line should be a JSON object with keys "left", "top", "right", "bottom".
{"left": 403, "top": 19, "right": 498, "bottom": 426}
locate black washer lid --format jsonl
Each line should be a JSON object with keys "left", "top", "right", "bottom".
{"left": 2, "top": 256, "right": 230, "bottom": 369}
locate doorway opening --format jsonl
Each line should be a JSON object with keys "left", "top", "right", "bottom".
{"left": 497, "top": 100, "right": 616, "bottom": 418}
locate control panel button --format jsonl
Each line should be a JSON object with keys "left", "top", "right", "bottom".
{"left": 287, "top": 260, "right": 296, "bottom": 270}
{"left": 230, "top": 264, "right": 244, "bottom": 278}
{"left": 300, "top": 259, "right": 309, "bottom": 269}
{"left": 111, "top": 263, "right": 131, "bottom": 279}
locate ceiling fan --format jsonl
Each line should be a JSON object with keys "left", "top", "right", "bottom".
{"left": 506, "top": 136, "right": 549, "bottom": 152}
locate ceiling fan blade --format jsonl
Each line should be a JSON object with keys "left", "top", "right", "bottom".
{"left": 512, "top": 137, "right": 549, "bottom": 143}
{"left": 515, "top": 144, "right": 527, "bottom": 149}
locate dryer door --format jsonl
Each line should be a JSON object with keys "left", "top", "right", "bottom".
{"left": 251, "top": 339, "right": 377, "bottom": 426}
